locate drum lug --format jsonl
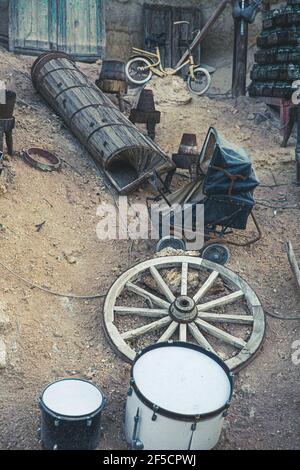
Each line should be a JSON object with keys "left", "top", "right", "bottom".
{"left": 132, "top": 408, "right": 144, "bottom": 451}
{"left": 36, "top": 427, "right": 41, "bottom": 440}
{"left": 128, "top": 378, "right": 135, "bottom": 396}
{"left": 223, "top": 401, "right": 231, "bottom": 417}
{"left": 152, "top": 405, "right": 159, "bottom": 421}
{"left": 54, "top": 419, "right": 60, "bottom": 427}
{"left": 53, "top": 444, "right": 58, "bottom": 451}
{"left": 87, "top": 419, "right": 92, "bottom": 427}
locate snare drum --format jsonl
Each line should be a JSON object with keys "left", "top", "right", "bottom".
{"left": 125, "top": 342, "right": 233, "bottom": 450}
{"left": 39, "top": 379, "right": 107, "bottom": 450}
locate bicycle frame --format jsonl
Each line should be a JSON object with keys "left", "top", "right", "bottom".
{"left": 132, "top": 46, "right": 197, "bottom": 79}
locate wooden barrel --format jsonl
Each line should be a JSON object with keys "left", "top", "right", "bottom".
{"left": 96, "top": 60, "right": 127, "bottom": 94}
{"left": 31, "top": 52, "right": 173, "bottom": 194}
{"left": 100, "top": 60, "right": 126, "bottom": 81}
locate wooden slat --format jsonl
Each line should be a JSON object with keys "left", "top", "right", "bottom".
{"left": 195, "top": 319, "right": 246, "bottom": 349}
{"left": 114, "top": 307, "right": 169, "bottom": 318}
{"left": 179, "top": 323, "right": 187, "bottom": 342}
{"left": 126, "top": 282, "right": 170, "bottom": 308}
{"left": 121, "top": 317, "right": 171, "bottom": 341}
{"left": 193, "top": 271, "right": 219, "bottom": 304}
{"left": 181, "top": 262, "right": 188, "bottom": 296}
{"left": 188, "top": 323, "right": 216, "bottom": 354}
{"left": 157, "top": 321, "right": 178, "bottom": 342}
{"left": 198, "top": 312, "right": 254, "bottom": 325}
{"left": 197, "top": 290, "right": 244, "bottom": 311}
{"left": 150, "top": 266, "right": 175, "bottom": 302}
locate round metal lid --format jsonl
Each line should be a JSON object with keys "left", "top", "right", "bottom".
{"left": 41, "top": 379, "right": 104, "bottom": 417}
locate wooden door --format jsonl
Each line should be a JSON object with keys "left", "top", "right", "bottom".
{"left": 143, "top": 4, "right": 202, "bottom": 69}
{"left": 8, "top": 0, "right": 105, "bottom": 61}
{"left": 56, "top": 0, "right": 105, "bottom": 61}
{"left": 9, "top": 0, "right": 57, "bottom": 53}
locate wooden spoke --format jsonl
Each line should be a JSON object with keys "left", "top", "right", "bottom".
{"left": 121, "top": 317, "right": 171, "bottom": 341}
{"left": 193, "top": 271, "right": 219, "bottom": 304}
{"left": 179, "top": 323, "right": 187, "bottom": 342}
{"left": 158, "top": 322, "right": 178, "bottom": 343}
{"left": 195, "top": 318, "right": 246, "bottom": 349}
{"left": 188, "top": 323, "right": 217, "bottom": 354}
{"left": 197, "top": 290, "right": 244, "bottom": 312}
{"left": 104, "top": 256, "right": 265, "bottom": 371}
{"left": 198, "top": 312, "right": 254, "bottom": 325}
{"left": 181, "top": 262, "right": 188, "bottom": 296}
{"left": 149, "top": 266, "right": 175, "bottom": 302}
{"left": 114, "top": 307, "right": 169, "bottom": 318}
{"left": 126, "top": 282, "right": 170, "bottom": 308}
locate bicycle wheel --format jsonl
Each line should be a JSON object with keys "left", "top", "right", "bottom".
{"left": 187, "top": 67, "right": 211, "bottom": 96}
{"left": 125, "top": 57, "right": 153, "bottom": 85}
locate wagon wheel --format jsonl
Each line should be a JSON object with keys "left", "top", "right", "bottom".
{"left": 104, "top": 256, "right": 265, "bottom": 371}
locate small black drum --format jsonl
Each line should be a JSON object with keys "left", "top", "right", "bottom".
{"left": 39, "top": 379, "right": 107, "bottom": 450}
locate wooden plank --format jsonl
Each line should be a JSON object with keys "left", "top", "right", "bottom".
{"left": 121, "top": 317, "right": 171, "bottom": 341}
{"left": 114, "top": 307, "right": 169, "bottom": 318}
{"left": 181, "top": 262, "right": 188, "bottom": 296}
{"left": 126, "top": 282, "right": 170, "bottom": 309}
{"left": 198, "top": 312, "right": 254, "bottom": 325}
{"left": 150, "top": 266, "right": 175, "bottom": 302}
{"left": 179, "top": 323, "right": 187, "bottom": 342}
{"left": 157, "top": 321, "right": 178, "bottom": 342}
{"left": 188, "top": 323, "right": 216, "bottom": 354}
{"left": 195, "top": 319, "right": 246, "bottom": 349}
{"left": 197, "top": 290, "right": 244, "bottom": 311}
{"left": 193, "top": 271, "right": 219, "bottom": 304}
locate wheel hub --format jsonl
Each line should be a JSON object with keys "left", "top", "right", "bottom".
{"left": 169, "top": 296, "right": 198, "bottom": 323}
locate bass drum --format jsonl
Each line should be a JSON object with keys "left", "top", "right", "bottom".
{"left": 39, "top": 379, "right": 107, "bottom": 450}
{"left": 125, "top": 342, "right": 233, "bottom": 450}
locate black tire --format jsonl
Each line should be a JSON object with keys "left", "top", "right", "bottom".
{"left": 251, "top": 64, "right": 300, "bottom": 82}
{"left": 263, "top": 7, "right": 300, "bottom": 30}
{"left": 201, "top": 244, "right": 230, "bottom": 266}
{"left": 255, "top": 45, "right": 300, "bottom": 65}
{"left": 248, "top": 81, "right": 296, "bottom": 99}
{"left": 257, "top": 26, "right": 300, "bottom": 48}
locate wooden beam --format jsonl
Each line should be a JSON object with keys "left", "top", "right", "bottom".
{"left": 232, "top": 1, "right": 249, "bottom": 97}
{"left": 176, "top": 0, "right": 230, "bottom": 68}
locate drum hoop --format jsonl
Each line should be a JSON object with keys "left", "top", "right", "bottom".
{"left": 39, "top": 378, "right": 106, "bottom": 420}
{"left": 130, "top": 341, "right": 234, "bottom": 422}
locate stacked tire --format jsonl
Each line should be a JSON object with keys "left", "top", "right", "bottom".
{"left": 249, "top": 0, "right": 300, "bottom": 99}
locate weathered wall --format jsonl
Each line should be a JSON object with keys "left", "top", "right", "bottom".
{"left": 105, "top": 0, "right": 284, "bottom": 64}
{"left": 0, "top": 0, "right": 9, "bottom": 43}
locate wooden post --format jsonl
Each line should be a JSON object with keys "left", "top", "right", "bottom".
{"left": 232, "top": 1, "right": 249, "bottom": 98}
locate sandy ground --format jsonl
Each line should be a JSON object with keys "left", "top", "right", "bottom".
{"left": 0, "top": 47, "right": 299, "bottom": 450}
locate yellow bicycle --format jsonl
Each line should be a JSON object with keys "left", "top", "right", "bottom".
{"left": 125, "top": 21, "right": 211, "bottom": 96}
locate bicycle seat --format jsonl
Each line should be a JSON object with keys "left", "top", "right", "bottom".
{"left": 145, "top": 32, "right": 167, "bottom": 47}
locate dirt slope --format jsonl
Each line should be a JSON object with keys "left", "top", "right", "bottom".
{"left": 0, "top": 47, "right": 299, "bottom": 450}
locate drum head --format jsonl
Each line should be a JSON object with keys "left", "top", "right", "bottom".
{"left": 42, "top": 379, "right": 104, "bottom": 417}
{"left": 133, "top": 344, "right": 232, "bottom": 417}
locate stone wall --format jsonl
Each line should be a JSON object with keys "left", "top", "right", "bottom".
{"left": 105, "top": 0, "right": 285, "bottom": 64}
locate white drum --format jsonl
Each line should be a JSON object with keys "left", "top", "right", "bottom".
{"left": 125, "top": 342, "right": 233, "bottom": 450}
